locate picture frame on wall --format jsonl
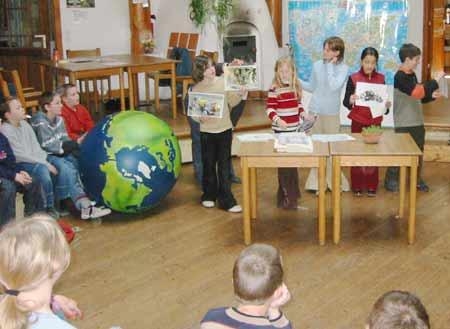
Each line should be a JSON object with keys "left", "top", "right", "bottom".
{"left": 67, "top": 0, "right": 95, "bottom": 8}
{"left": 187, "top": 92, "right": 225, "bottom": 118}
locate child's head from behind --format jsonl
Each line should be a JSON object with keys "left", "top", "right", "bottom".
{"left": 367, "top": 290, "right": 430, "bottom": 329}
{"left": 0, "top": 97, "right": 25, "bottom": 125}
{"left": 323, "top": 36, "right": 345, "bottom": 63}
{"left": 360, "top": 47, "right": 379, "bottom": 76}
{"left": 233, "top": 243, "right": 283, "bottom": 305}
{"left": 399, "top": 43, "right": 421, "bottom": 70}
{"left": 57, "top": 83, "right": 80, "bottom": 108}
{"left": 39, "top": 91, "right": 63, "bottom": 116}
{"left": 0, "top": 216, "right": 70, "bottom": 329}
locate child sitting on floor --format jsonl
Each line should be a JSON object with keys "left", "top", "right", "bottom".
{"left": 200, "top": 243, "right": 292, "bottom": 329}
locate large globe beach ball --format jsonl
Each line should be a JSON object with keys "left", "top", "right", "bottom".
{"left": 79, "top": 111, "right": 181, "bottom": 214}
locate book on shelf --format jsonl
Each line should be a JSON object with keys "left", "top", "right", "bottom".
{"left": 274, "top": 132, "right": 313, "bottom": 153}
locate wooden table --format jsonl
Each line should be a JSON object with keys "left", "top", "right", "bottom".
{"left": 238, "top": 140, "right": 329, "bottom": 245}
{"left": 330, "top": 132, "right": 422, "bottom": 244}
{"left": 35, "top": 55, "right": 178, "bottom": 117}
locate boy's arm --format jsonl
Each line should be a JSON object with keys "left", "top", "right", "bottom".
{"left": 395, "top": 71, "right": 439, "bottom": 103}
{"left": 342, "top": 77, "right": 355, "bottom": 110}
{"left": 32, "top": 122, "right": 64, "bottom": 155}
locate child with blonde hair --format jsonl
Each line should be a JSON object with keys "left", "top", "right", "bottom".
{"left": 367, "top": 290, "right": 430, "bottom": 329}
{"left": 0, "top": 216, "right": 79, "bottom": 329}
{"left": 267, "top": 56, "right": 312, "bottom": 209}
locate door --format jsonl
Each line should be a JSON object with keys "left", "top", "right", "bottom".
{"left": 423, "top": 0, "right": 446, "bottom": 80}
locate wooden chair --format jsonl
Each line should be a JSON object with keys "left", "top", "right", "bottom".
{"left": 0, "top": 70, "right": 42, "bottom": 112}
{"left": 145, "top": 32, "right": 199, "bottom": 115}
{"left": 66, "top": 48, "right": 111, "bottom": 112}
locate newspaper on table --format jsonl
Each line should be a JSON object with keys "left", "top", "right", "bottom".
{"left": 274, "top": 132, "right": 313, "bottom": 153}
{"left": 236, "top": 133, "right": 274, "bottom": 142}
{"left": 224, "top": 64, "right": 259, "bottom": 91}
{"left": 355, "top": 82, "right": 388, "bottom": 118}
{"left": 187, "top": 92, "right": 224, "bottom": 118}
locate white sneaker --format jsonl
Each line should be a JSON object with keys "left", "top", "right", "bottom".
{"left": 81, "top": 205, "right": 111, "bottom": 220}
{"left": 202, "top": 201, "right": 215, "bottom": 208}
{"left": 227, "top": 205, "right": 242, "bottom": 213}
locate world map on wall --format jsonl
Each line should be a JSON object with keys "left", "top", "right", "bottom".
{"left": 288, "top": 0, "right": 409, "bottom": 85}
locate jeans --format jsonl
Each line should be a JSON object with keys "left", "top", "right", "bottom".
{"left": 47, "top": 155, "right": 86, "bottom": 209}
{"left": 17, "top": 162, "right": 55, "bottom": 209}
{"left": 0, "top": 177, "right": 45, "bottom": 227}
{"left": 200, "top": 129, "right": 237, "bottom": 210}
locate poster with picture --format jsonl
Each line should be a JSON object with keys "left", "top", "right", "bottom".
{"left": 187, "top": 92, "right": 225, "bottom": 118}
{"left": 224, "top": 64, "right": 258, "bottom": 91}
{"left": 67, "top": 0, "right": 95, "bottom": 8}
{"left": 355, "top": 82, "right": 389, "bottom": 118}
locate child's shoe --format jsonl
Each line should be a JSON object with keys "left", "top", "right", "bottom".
{"left": 81, "top": 205, "right": 111, "bottom": 220}
{"left": 202, "top": 200, "right": 215, "bottom": 208}
{"left": 416, "top": 180, "right": 430, "bottom": 192}
{"left": 46, "top": 207, "right": 60, "bottom": 220}
{"left": 353, "top": 190, "right": 363, "bottom": 197}
{"left": 227, "top": 205, "right": 242, "bottom": 213}
{"left": 367, "top": 190, "right": 377, "bottom": 197}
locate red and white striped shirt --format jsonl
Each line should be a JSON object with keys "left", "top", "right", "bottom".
{"left": 266, "top": 86, "right": 304, "bottom": 133}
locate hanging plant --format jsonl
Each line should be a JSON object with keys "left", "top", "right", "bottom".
{"left": 189, "top": 0, "right": 236, "bottom": 38}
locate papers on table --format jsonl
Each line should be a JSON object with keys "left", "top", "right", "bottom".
{"left": 311, "top": 134, "right": 355, "bottom": 143}
{"left": 236, "top": 133, "right": 274, "bottom": 142}
{"left": 355, "top": 82, "right": 388, "bottom": 118}
{"left": 274, "top": 132, "right": 313, "bottom": 153}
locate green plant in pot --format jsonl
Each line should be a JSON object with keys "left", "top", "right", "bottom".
{"left": 361, "top": 125, "right": 383, "bottom": 144}
{"left": 189, "top": 0, "right": 235, "bottom": 39}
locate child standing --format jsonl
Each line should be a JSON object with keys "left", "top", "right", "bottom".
{"left": 31, "top": 91, "right": 111, "bottom": 220}
{"left": 190, "top": 55, "right": 245, "bottom": 213}
{"left": 384, "top": 43, "right": 444, "bottom": 192}
{"left": 200, "top": 243, "right": 292, "bottom": 329}
{"left": 0, "top": 216, "right": 77, "bottom": 328}
{"left": 301, "top": 36, "right": 350, "bottom": 192}
{"left": 366, "top": 290, "right": 430, "bottom": 329}
{"left": 266, "top": 56, "right": 310, "bottom": 209}
{"left": 343, "top": 47, "right": 391, "bottom": 197}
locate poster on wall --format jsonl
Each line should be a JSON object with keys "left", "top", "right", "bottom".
{"left": 67, "top": 0, "right": 95, "bottom": 8}
{"left": 288, "top": 0, "right": 408, "bottom": 127}
{"left": 288, "top": 0, "right": 408, "bottom": 85}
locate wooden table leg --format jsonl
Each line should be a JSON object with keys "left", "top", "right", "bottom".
{"left": 250, "top": 167, "right": 257, "bottom": 220}
{"left": 128, "top": 70, "right": 135, "bottom": 110}
{"left": 408, "top": 159, "right": 418, "bottom": 244}
{"left": 318, "top": 157, "right": 326, "bottom": 245}
{"left": 399, "top": 166, "right": 406, "bottom": 218}
{"left": 119, "top": 68, "right": 125, "bottom": 111}
{"left": 332, "top": 156, "right": 341, "bottom": 244}
{"left": 133, "top": 73, "right": 139, "bottom": 107}
{"left": 241, "top": 157, "right": 251, "bottom": 245}
{"left": 170, "top": 63, "right": 177, "bottom": 119}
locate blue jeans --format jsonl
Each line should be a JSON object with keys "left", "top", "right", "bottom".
{"left": 47, "top": 155, "right": 86, "bottom": 209}
{"left": 17, "top": 162, "right": 55, "bottom": 209}
{"left": 0, "top": 177, "right": 45, "bottom": 227}
{"left": 187, "top": 115, "right": 203, "bottom": 184}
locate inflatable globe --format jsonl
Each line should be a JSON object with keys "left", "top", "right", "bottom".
{"left": 79, "top": 111, "right": 181, "bottom": 214}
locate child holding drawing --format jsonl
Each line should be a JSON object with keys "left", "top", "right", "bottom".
{"left": 343, "top": 47, "right": 391, "bottom": 196}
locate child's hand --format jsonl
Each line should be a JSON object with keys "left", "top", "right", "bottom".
{"left": 276, "top": 118, "right": 288, "bottom": 129}
{"left": 52, "top": 294, "right": 83, "bottom": 320}
{"left": 385, "top": 100, "right": 392, "bottom": 109}
{"left": 269, "top": 283, "right": 291, "bottom": 311}
{"left": 432, "top": 90, "right": 442, "bottom": 99}
{"left": 47, "top": 164, "right": 58, "bottom": 176}
{"left": 229, "top": 58, "right": 244, "bottom": 66}
{"left": 432, "top": 70, "right": 445, "bottom": 81}
{"left": 350, "top": 94, "right": 358, "bottom": 105}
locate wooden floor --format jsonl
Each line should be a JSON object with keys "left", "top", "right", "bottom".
{"left": 55, "top": 159, "right": 450, "bottom": 329}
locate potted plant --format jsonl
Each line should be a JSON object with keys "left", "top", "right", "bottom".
{"left": 361, "top": 125, "right": 383, "bottom": 144}
{"left": 142, "top": 38, "right": 155, "bottom": 54}
{"left": 189, "top": 0, "right": 235, "bottom": 39}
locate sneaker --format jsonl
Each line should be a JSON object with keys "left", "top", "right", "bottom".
{"left": 81, "top": 205, "right": 111, "bottom": 220}
{"left": 227, "top": 205, "right": 242, "bottom": 213}
{"left": 201, "top": 200, "right": 215, "bottom": 208}
{"left": 230, "top": 176, "right": 242, "bottom": 184}
{"left": 46, "top": 207, "right": 60, "bottom": 220}
{"left": 417, "top": 180, "right": 430, "bottom": 192}
{"left": 353, "top": 190, "right": 363, "bottom": 197}
{"left": 367, "top": 190, "right": 377, "bottom": 197}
